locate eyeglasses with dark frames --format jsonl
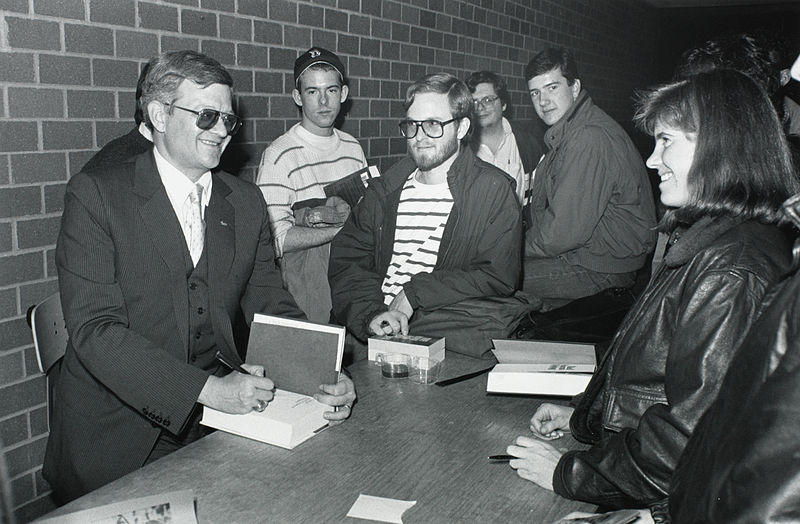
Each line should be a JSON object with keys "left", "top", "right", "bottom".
{"left": 472, "top": 95, "right": 500, "bottom": 109}
{"left": 167, "top": 104, "right": 242, "bottom": 136}
{"left": 398, "top": 118, "right": 459, "bottom": 139}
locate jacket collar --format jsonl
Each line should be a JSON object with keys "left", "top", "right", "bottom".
{"left": 445, "top": 144, "right": 476, "bottom": 190}
{"left": 382, "top": 145, "right": 478, "bottom": 194}
{"left": 783, "top": 193, "right": 800, "bottom": 229}
{"left": 665, "top": 215, "right": 744, "bottom": 267}
{"left": 782, "top": 193, "right": 800, "bottom": 271}
{"left": 544, "top": 89, "right": 591, "bottom": 149}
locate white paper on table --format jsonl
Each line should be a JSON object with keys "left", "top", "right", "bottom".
{"left": 35, "top": 490, "right": 197, "bottom": 523}
{"left": 346, "top": 494, "right": 417, "bottom": 523}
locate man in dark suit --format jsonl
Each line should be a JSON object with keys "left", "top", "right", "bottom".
{"left": 44, "top": 50, "right": 356, "bottom": 503}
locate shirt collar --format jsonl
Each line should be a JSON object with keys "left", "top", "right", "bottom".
{"left": 500, "top": 117, "right": 514, "bottom": 136}
{"left": 153, "top": 146, "right": 212, "bottom": 211}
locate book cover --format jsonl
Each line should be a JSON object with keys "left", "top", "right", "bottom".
{"left": 367, "top": 333, "right": 445, "bottom": 362}
{"left": 291, "top": 197, "right": 327, "bottom": 211}
{"left": 324, "top": 165, "right": 380, "bottom": 208}
{"left": 201, "top": 390, "right": 328, "bottom": 450}
{"left": 246, "top": 314, "right": 345, "bottom": 397}
{"left": 487, "top": 339, "right": 596, "bottom": 396}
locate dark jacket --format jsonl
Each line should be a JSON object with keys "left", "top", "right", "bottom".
{"left": 525, "top": 90, "right": 656, "bottom": 274}
{"left": 82, "top": 127, "right": 153, "bottom": 172}
{"left": 553, "top": 216, "right": 793, "bottom": 508}
{"left": 664, "top": 199, "right": 800, "bottom": 523}
{"left": 509, "top": 118, "right": 546, "bottom": 174}
{"left": 329, "top": 147, "right": 522, "bottom": 341}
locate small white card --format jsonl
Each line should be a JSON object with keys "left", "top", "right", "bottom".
{"left": 346, "top": 494, "right": 416, "bottom": 523}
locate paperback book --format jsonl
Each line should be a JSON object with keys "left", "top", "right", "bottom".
{"left": 368, "top": 333, "right": 445, "bottom": 362}
{"left": 487, "top": 339, "right": 596, "bottom": 396}
{"left": 324, "top": 165, "right": 381, "bottom": 208}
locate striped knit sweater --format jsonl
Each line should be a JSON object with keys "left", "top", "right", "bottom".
{"left": 256, "top": 123, "right": 367, "bottom": 255}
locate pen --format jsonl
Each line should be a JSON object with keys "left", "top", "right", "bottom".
{"left": 488, "top": 454, "right": 515, "bottom": 462}
{"left": 435, "top": 365, "right": 494, "bottom": 387}
{"left": 215, "top": 350, "right": 250, "bottom": 375}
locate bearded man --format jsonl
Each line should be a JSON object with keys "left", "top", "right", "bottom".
{"left": 328, "top": 73, "right": 523, "bottom": 360}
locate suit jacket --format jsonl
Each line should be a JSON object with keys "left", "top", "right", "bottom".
{"left": 44, "top": 151, "right": 303, "bottom": 502}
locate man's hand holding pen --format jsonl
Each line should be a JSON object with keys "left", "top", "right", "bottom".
{"left": 206, "top": 350, "right": 357, "bottom": 422}
{"left": 198, "top": 360, "right": 276, "bottom": 414}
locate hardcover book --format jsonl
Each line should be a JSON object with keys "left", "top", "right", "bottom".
{"left": 368, "top": 333, "right": 446, "bottom": 362}
{"left": 201, "top": 390, "right": 330, "bottom": 450}
{"left": 201, "top": 315, "right": 345, "bottom": 449}
{"left": 487, "top": 339, "right": 596, "bottom": 396}
{"left": 246, "top": 314, "right": 345, "bottom": 397}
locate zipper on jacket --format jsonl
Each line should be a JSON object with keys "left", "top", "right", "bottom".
{"left": 375, "top": 224, "right": 383, "bottom": 269}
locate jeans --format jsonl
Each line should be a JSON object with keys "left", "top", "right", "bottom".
{"left": 522, "top": 256, "right": 636, "bottom": 312}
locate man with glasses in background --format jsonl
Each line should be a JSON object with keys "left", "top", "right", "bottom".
{"left": 329, "top": 73, "right": 524, "bottom": 360}
{"left": 257, "top": 47, "right": 367, "bottom": 324}
{"left": 44, "top": 50, "right": 355, "bottom": 503}
{"left": 465, "top": 71, "right": 545, "bottom": 205}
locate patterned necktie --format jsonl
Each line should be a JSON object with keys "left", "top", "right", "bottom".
{"left": 187, "top": 184, "right": 205, "bottom": 265}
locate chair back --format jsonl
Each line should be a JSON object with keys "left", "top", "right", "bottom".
{"left": 29, "top": 293, "right": 68, "bottom": 374}
{"left": 0, "top": 437, "right": 17, "bottom": 524}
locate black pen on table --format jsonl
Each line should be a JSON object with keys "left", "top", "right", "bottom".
{"left": 215, "top": 350, "right": 250, "bottom": 375}
{"left": 488, "top": 454, "right": 515, "bottom": 462}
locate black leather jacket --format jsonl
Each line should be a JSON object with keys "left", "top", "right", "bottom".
{"left": 553, "top": 216, "right": 793, "bottom": 508}
{"left": 664, "top": 197, "right": 800, "bottom": 523}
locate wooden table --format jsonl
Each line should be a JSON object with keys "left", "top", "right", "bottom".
{"left": 42, "top": 354, "right": 593, "bottom": 523}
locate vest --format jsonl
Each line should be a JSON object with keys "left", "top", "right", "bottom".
{"left": 185, "top": 248, "right": 218, "bottom": 373}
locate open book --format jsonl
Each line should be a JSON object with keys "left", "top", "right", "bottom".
{"left": 487, "top": 339, "right": 596, "bottom": 396}
{"left": 201, "top": 315, "right": 345, "bottom": 449}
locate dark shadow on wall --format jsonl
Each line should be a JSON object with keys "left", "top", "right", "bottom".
{"left": 652, "top": 3, "right": 800, "bottom": 85}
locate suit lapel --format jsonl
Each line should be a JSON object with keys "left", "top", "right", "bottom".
{"left": 133, "top": 152, "right": 191, "bottom": 354}
{"left": 206, "top": 174, "right": 235, "bottom": 279}
{"left": 206, "top": 174, "right": 237, "bottom": 353}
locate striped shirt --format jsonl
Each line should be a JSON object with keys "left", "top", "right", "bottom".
{"left": 381, "top": 171, "right": 454, "bottom": 304}
{"left": 256, "top": 123, "right": 367, "bottom": 255}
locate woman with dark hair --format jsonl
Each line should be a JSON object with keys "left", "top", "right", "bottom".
{"left": 505, "top": 69, "right": 799, "bottom": 509}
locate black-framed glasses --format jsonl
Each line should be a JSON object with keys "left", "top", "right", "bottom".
{"left": 399, "top": 118, "right": 459, "bottom": 139}
{"left": 167, "top": 104, "right": 242, "bottom": 136}
{"left": 472, "top": 95, "right": 499, "bottom": 109}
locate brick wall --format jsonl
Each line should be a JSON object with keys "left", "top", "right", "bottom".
{"left": 0, "top": 0, "right": 656, "bottom": 520}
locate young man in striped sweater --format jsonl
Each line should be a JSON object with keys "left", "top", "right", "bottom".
{"left": 329, "top": 73, "right": 523, "bottom": 359}
{"left": 257, "top": 47, "right": 367, "bottom": 323}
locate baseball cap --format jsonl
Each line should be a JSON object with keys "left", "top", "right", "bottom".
{"left": 294, "top": 47, "right": 346, "bottom": 86}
